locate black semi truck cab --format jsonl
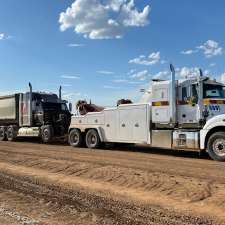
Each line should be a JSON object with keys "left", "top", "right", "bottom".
{"left": 0, "top": 83, "right": 72, "bottom": 143}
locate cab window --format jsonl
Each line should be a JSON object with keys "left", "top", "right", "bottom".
{"left": 203, "top": 84, "right": 225, "bottom": 99}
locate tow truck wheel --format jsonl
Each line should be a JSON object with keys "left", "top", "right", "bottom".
{"left": 69, "top": 129, "right": 83, "bottom": 147}
{"left": 0, "top": 127, "right": 7, "bottom": 141}
{"left": 7, "top": 126, "right": 17, "bottom": 142}
{"left": 85, "top": 129, "right": 101, "bottom": 149}
{"left": 41, "top": 125, "right": 54, "bottom": 143}
{"left": 207, "top": 132, "right": 225, "bottom": 161}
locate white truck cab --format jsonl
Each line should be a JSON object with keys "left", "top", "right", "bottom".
{"left": 69, "top": 65, "right": 225, "bottom": 161}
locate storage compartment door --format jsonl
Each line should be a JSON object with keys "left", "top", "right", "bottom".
{"left": 132, "top": 107, "right": 148, "bottom": 142}
{"left": 119, "top": 109, "right": 133, "bottom": 142}
{"left": 104, "top": 110, "right": 117, "bottom": 141}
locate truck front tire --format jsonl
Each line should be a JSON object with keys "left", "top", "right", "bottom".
{"left": 85, "top": 129, "right": 101, "bottom": 149}
{"left": 0, "top": 127, "right": 7, "bottom": 141}
{"left": 41, "top": 125, "right": 54, "bottom": 143}
{"left": 207, "top": 132, "right": 225, "bottom": 162}
{"left": 69, "top": 129, "right": 83, "bottom": 147}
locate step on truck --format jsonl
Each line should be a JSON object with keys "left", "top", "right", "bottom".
{"left": 69, "top": 64, "right": 225, "bottom": 161}
{"left": 0, "top": 83, "right": 72, "bottom": 143}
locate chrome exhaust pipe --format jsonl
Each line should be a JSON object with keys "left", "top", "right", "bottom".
{"left": 169, "top": 64, "right": 176, "bottom": 125}
{"left": 28, "top": 82, "right": 33, "bottom": 126}
{"left": 59, "top": 86, "right": 62, "bottom": 101}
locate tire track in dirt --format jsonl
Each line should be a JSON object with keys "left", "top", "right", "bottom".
{"left": 0, "top": 170, "right": 216, "bottom": 225}
{"left": 0, "top": 142, "right": 224, "bottom": 224}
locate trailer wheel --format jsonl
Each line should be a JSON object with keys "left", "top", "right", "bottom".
{"left": 69, "top": 129, "right": 84, "bottom": 147}
{"left": 0, "top": 127, "right": 7, "bottom": 141}
{"left": 41, "top": 125, "right": 54, "bottom": 143}
{"left": 207, "top": 132, "right": 225, "bottom": 161}
{"left": 7, "top": 126, "right": 17, "bottom": 142}
{"left": 85, "top": 129, "right": 101, "bottom": 149}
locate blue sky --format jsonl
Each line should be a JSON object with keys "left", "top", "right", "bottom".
{"left": 0, "top": 0, "right": 225, "bottom": 106}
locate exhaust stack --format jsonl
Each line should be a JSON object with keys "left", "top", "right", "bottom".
{"left": 29, "top": 82, "right": 33, "bottom": 126}
{"left": 169, "top": 64, "right": 176, "bottom": 125}
{"left": 59, "top": 86, "right": 62, "bottom": 101}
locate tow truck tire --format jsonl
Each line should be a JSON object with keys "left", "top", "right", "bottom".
{"left": 0, "top": 127, "right": 7, "bottom": 141}
{"left": 41, "top": 125, "right": 54, "bottom": 143}
{"left": 69, "top": 129, "right": 83, "bottom": 147}
{"left": 207, "top": 132, "right": 225, "bottom": 162}
{"left": 85, "top": 129, "right": 101, "bottom": 149}
{"left": 7, "top": 126, "right": 17, "bottom": 142}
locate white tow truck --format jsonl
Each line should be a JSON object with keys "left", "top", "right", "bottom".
{"left": 68, "top": 65, "right": 225, "bottom": 161}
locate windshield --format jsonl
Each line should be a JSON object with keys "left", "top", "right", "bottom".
{"left": 42, "top": 102, "right": 69, "bottom": 112}
{"left": 203, "top": 84, "right": 225, "bottom": 99}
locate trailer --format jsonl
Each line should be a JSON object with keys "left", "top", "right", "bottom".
{"left": 69, "top": 65, "right": 225, "bottom": 161}
{"left": 0, "top": 84, "right": 72, "bottom": 143}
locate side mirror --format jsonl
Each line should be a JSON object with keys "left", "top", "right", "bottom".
{"left": 69, "top": 103, "right": 72, "bottom": 112}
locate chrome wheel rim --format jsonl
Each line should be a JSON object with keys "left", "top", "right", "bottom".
{"left": 71, "top": 133, "right": 79, "bottom": 144}
{"left": 213, "top": 138, "right": 225, "bottom": 157}
{"left": 88, "top": 134, "right": 97, "bottom": 146}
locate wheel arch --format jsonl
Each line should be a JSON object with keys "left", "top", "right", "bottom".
{"left": 204, "top": 126, "right": 225, "bottom": 149}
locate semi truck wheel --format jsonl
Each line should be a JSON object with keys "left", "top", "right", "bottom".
{"left": 7, "top": 126, "right": 17, "bottom": 141}
{"left": 69, "top": 129, "right": 83, "bottom": 147}
{"left": 85, "top": 129, "right": 101, "bottom": 149}
{"left": 0, "top": 127, "right": 7, "bottom": 141}
{"left": 41, "top": 125, "right": 54, "bottom": 143}
{"left": 207, "top": 132, "right": 225, "bottom": 161}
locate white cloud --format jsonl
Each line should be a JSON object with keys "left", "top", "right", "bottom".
{"left": 221, "top": 73, "right": 225, "bottom": 84}
{"left": 61, "top": 75, "right": 80, "bottom": 79}
{"left": 197, "top": 40, "right": 223, "bottom": 58}
{"left": 130, "top": 70, "right": 149, "bottom": 81}
{"left": 97, "top": 70, "right": 114, "bottom": 75}
{"left": 177, "top": 67, "right": 200, "bottom": 78}
{"left": 160, "top": 60, "right": 167, "bottom": 64}
{"left": 153, "top": 70, "right": 170, "bottom": 79}
{"left": 103, "top": 85, "right": 120, "bottom": 89}
{"left": 68, "top": 43, "right": 85, "bottom": 47}
{"left": 209, "top": 63, "right": 216, "bottom": 67}
{"left": 0, "top": 33, "right": 11, "bottom": 41}
{"left": 181, "top": 40, "right": 223, "bottom": 58}
{"left": 59, "top": 0, "right": 150, "bottom": 39}
{"left": 61, "top": 84, "right": 72, "bottom": 87}
{"left": 63, "top": 92, "right": 81, "bottom": 101}
{"left": 113, "top": 79, "right": 128, "bottom": 83}
{"left": 181, "top": 49, "right": 198, "bottom": 55}
{"left": 129, "top": 51, "right": 160, "bottom": 66}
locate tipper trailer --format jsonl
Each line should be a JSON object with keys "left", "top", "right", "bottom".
{"left": 0, "top": 83, "right": 72, "bottom": 143}
{"left": 69, "top": 65, "right": 225, "bottom": 161}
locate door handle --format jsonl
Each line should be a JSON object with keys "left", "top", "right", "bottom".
{"left": 135, "top": 123, "right": 139, "bottom": 127}
{"left": 106, "top": 124, "right": 110, "bottom": 127}
{"left": 122, "top": 124, "right": 126, "bottom": 127}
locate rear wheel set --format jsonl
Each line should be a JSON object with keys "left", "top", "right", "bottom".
{"left": 0, "top": 127, "right": 7, "bottom": 141}
{"left": 69, "top": 128, "right": 101, "bottom": 149}
{"left": 0, "top": 126, "right": 18, "bottom": 142}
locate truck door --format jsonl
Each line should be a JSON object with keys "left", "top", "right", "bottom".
{"left": 19, "top": 93, "right": 32, "bottom": 127}
{"left": 177, "top": 83, "right": 200, "bottom": 126}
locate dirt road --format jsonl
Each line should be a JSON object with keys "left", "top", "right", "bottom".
{"left": 0, "top": 141, "right": 224, "bottom": 225}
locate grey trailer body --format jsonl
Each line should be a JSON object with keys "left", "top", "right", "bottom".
{"left": 0, "top": 94, "right": 19, "bottom": 126}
